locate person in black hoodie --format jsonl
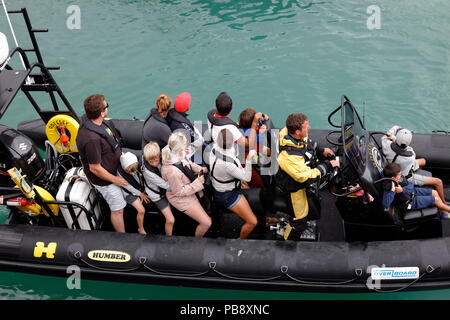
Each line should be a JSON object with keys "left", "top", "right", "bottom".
{"left": 141, "top": 94, "right": 173, "bottom": 150}
{"left": 166, "top": 92, "right": 204, "bottom": 160}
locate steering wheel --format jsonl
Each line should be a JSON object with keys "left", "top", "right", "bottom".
{"left": 326, "top": 130, "right": 342, "bottom": 146}
{"left": 369, "top": 131, "right": 389, "bottom": 150}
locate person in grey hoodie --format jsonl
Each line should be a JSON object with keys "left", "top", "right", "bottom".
{"left": 142, "top": 142, "right": 175, "bottom": 236}
{"left": 381, "top": 125, "right": 446, "bottom": 204}
{"left": 141, "top": 94, "right": 173, "bottom": 150}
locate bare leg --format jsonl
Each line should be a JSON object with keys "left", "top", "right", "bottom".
{"left": 229, "top": 196, "right": 258, "bottom": 239}
{"left": 432, "top": 190, "right": 450, "bottom": 214}
{"left": 416, "top": 158, "right": 426, "bottom": 168}
{"left": 424, "top": 176, "right": 446, "bottom": 203}
{"left": 160, "top": 206, "right": 175, "bottom": 236}
{"left": 131, "top": 199, "right": 147, "bottom": 235}
{"left": 110, "top": 209, "right": 125, "bottom": 232}
{"left": 184, "top": 202, "right": 212, "bottom": 237}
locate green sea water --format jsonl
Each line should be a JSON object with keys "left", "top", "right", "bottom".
{"left": 0, "top": 0, "right": 450, "bottom": 300}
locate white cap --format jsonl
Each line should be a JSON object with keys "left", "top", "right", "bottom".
{"left": 120, "top": 152, "right": 138, "bottom": 169}
{"left": 395, "top": 128, "right": 412, "bottom": 147}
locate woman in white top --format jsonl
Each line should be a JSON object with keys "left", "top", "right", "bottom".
{"left": 209, "top": 128, "right": 258, "bottom": 239}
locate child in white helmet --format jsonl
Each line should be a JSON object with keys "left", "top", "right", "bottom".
{"left": 382, "top": 125, "right": 446, "bottom": 207}
{"left": 118, "top": 152, "right": 150, "bottom": 234}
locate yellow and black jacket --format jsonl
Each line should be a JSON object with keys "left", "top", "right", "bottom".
{"left": 277, "top": 127, "right": 328, "bottom": 223}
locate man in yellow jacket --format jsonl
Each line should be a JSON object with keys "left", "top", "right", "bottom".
{"left": 277, "top": 113, "right": 340, "bottom": 240}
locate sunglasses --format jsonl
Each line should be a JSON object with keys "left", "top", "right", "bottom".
{"left": 102, "top": 103, "right": 109, "bottom": 111}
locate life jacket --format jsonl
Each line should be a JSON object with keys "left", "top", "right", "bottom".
{"left": 143, "top": 108, "right": 165, "bottom": 127}
{"left": 206, "top": 109, "right": 239, "bottom": 143}
{"left": 382, "top": 176, "right": 414, "bottom": 210}
{"left": 142, "top": 108, "right": 171, "bottom": 145}
{"left": 276, "top": 137, "right": 320, "bottom": 194}
{"left": 141, "top": 157, "right": 166, "bottom": 196}
{"left": 117, "top": 164, "right": 145, "bottom": 195}
{"left": 80, "top": 115, "right": 123, "bottom": 151}
{"left": 172, "top": 161, "right": 198, "bottom": 183}
{"left": 390, "top": 143, "right": 414, "bottom": 163}
{"left": 167, "top": 109, "right": 198, "bottom": 143}
{"left": 171, "top": 161, "right": 207, "bottom": 206}
{"left": 167, "top": 109, "right": 194, "bottom": 128}
{"left": 210, "top": 147, "right": 241, "bottom": 190}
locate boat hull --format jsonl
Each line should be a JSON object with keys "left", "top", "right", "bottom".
{"left": 1, "top": 224, "right": 450, "bottom": 292}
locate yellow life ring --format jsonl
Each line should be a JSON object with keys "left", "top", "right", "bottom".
{"left": 16, "top": 186, "right": 59, "bottom": 217}
{"left": 45, "top": 115, "right": 79, "bottom": 153}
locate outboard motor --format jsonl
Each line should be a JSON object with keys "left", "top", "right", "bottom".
{"left": 0, "top": 125, "right": 45, "bottom": 187}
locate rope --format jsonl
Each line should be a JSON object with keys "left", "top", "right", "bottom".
{"left": 208, "top": 262, "right": 283, "bottom": 282}
{"left": 281, "top": 266, "right": 361, "bottom": 286}
{"left": 140, "top": 257, "right": 210, "bottom": 277}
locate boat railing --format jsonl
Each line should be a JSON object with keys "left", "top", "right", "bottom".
{"left": 0, "top": 7, "right": 79, "bottom": 123}
{"left": 43, "top": 200, "right": 102, "bottom": 230}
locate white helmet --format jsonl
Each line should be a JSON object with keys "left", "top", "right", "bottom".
{"left": 395, "top": 128, "right": 412, "bottom": 148}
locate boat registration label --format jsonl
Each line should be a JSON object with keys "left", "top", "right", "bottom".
{"left": 371, "top": 267, "right": 419, "bottom": 280}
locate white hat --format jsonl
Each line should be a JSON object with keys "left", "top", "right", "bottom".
{"left": 120, "top": 152, "right": 138, "bottom": 169}
{"left": 395, "top": 128, "right": 412, "bottom": 148}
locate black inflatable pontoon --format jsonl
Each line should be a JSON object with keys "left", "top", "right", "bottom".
{"left": 1, "top": 7, "right": 450, "bottom": 293}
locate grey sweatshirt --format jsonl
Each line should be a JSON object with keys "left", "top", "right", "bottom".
{"left": 209, "top": 146, "right": 253, "bottom": 192}
{"left": 142, "top": 164, "right": 170, "bottom": 202}
{"left": 381, "top": 125, "right": 419, "bottom": 176}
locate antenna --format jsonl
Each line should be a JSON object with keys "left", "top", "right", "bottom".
{"left": 363, "top": 100, "right": 366, "bottom": 128}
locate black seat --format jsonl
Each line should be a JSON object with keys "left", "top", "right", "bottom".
{"left": 273, "top": 188, "right": 290, "bottom": 214}
{"left": 402, "top": 207, "right": 439, "bottom": 222}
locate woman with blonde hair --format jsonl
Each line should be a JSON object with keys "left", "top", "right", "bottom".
{"left": 161, "top": 132, "right": 211, "bottom": 237}
{"left": 142, "top": 94, "right": 173, "bottom": 150}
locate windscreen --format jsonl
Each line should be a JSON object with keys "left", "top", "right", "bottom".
{"left": 342, "top": 99, "right": 366, "bottom": 175}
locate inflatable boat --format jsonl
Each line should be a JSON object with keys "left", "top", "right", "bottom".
{"left": 1, "top": 7, "right": 450, "bottom": 293}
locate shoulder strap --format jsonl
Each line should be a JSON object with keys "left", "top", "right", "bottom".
{"left": 207, "top": 109, "right": 239, "bottom": 128}
{"left": 141, "top": 157, "right": 164, "bottom": 195}
{"left": 390, "top": 143, "right": 414, "bottom": 160}
{"left": 80, "top": 115, "right": 121, "bottom": 151}
{"left": 118, "top": 165, "right": 144, "bottom": 193}
{"left": 210, "top": 148, "right": 241, "bottom": 188}
{"left": 103, "top": 119, "right": 124, "bottom": 148}
{"left": 173, "top": 162, "right": 197, "bottom": 183}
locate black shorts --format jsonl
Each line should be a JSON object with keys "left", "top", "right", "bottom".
{"left": 154, "top": 197, "right": 169, "bottom": 211}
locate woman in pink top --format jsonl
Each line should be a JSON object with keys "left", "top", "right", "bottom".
{"left": 161, "top": 132, "right": 211, "bottom": 237}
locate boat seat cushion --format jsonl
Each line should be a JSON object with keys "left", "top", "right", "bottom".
{"left": 273, "top": 196, "right": 289, "bottom": 213}
{"left": 402, "top": 206, "right": 439, "bottom": 222}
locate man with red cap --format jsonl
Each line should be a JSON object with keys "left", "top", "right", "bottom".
{"left": 167, "top": 92, "right": 204, "bottom": 160}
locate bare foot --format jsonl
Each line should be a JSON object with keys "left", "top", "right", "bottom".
{"left": 138, "top": 228, "right": 147, "bottom": 235}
